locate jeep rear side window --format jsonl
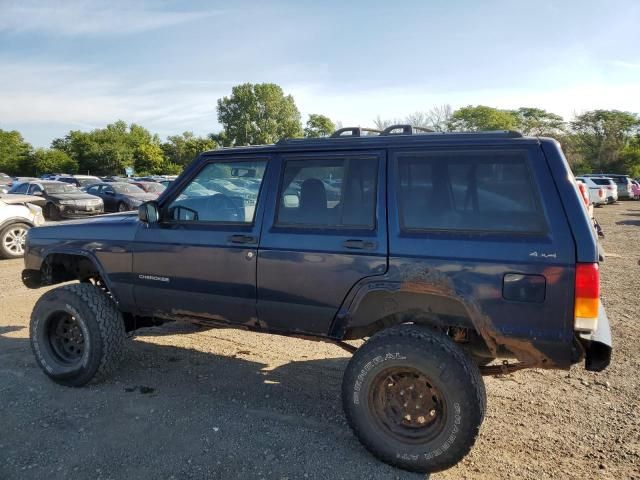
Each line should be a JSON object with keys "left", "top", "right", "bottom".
{"left": 277, "top": 157, "right": 377, "bottom": 228}
{"left": 167, "top": 160, "right": 267, "bottom": 223}
{"left": 397, "top": 150, "right": 546, "bottom": 233}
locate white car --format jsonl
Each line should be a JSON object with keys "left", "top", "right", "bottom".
{"left": 0, "top": 196, "right": 45, "bottom": 258}
{"left": 576, "top": 176, "right": 608, "bottom": 205}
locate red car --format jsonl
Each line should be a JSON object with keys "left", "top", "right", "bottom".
{"left": 130, "top": 181, "right": 166, "bottom": 197}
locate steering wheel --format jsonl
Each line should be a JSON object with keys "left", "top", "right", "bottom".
{"left": 205, "top": 194, "right": 242, "bottom": 221}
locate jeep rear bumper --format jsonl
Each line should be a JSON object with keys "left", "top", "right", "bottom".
{"left": 578, "top": 303, "right": 612, "bottom": 372}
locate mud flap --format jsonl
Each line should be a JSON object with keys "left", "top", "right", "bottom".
{"left": 579, "top": 303, "right": 612, "bottom": 372}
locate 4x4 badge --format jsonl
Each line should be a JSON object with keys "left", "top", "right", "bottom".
{"left": 529, "top": 251, "right": 557, "bottom": 259}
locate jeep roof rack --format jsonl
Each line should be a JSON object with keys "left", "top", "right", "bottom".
{"left": 380, "top": 124, "right": 435, "bottom": 135}
{"left": 330, "top": 127, "right": 383, "bottom": 138}
{"left": 276, "top": 128, "right": 523, "bottom": 145}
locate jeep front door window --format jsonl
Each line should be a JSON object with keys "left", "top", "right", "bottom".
{"left": 167, "top": 160, "right": 266, "bottom": 223}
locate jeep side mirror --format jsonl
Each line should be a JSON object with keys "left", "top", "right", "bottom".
{"left": 139, "top": 201, "right": 159, "bottom": 224}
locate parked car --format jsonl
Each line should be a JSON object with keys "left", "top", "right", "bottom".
{"left": 10, "top": 180, "right": 104, "bottom": 220}
{"left": 56, "top": 175, "right": 103, "bottom": 191}
{"left": 2, "top": 181, "right": 47, "bottom": 210}
{"left": 587, "top": 177, "right": 618, "bottom": 203}
{"left": 40, "top": 173, "right": 68, "bottom": 180}
{"left": 130, "top": 181, "right": 166, "bottom": 197}
{"left": 575, "top": 176, "right": 607, "bottom": 206}
{"left": 100, "top": 176, "right": 130, "bottom": 183}
{"left": 0, "top": 192, "right": 47, "bottom": 209}
{"left": 0, "top": 172, "right": 14, "bottom": 193}
{"left": 0, "top": 196, "right": 44, "bottom": 258}
{"left": 22, "top": 127, "right": 611, "bottom": 474}
{"left": 576, "top": 180, "right": 604, "bottom": 242}
{"left": 584, "top": 173, "right": 633, "bottom": 199}
{"left": 85, "top": 182, "right": 156, "bottom": 212}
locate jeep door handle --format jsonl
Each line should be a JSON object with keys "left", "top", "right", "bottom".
{"left": 228, "top": 234, "right": 257, "bottom": 244}
{"left": 342, "top": 239, "right": 377, "bottom": 250}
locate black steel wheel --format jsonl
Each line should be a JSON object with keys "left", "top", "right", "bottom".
{"left": 369, "top": 367, "right": 447, "bottom": 445}
{"left": 30, "top": 283, "right": 125, "bottom": 387}
{"left": 46, "top": 312, "right": 85, "bottom": 365}
{"left": 342, "top": 324, "right": 486, "bottom": 473}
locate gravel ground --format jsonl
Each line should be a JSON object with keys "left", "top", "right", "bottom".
{"left": 0, "top": 202, "right": 638, "bottom": 480}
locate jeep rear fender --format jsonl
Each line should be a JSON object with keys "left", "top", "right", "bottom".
{"left": 331, "top": 270, "right": 558, "bottom": 368}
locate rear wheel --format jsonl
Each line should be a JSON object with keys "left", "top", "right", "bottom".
{"left": 0, "top": 222, "right": 30, "bottom": 258}
{"left": 342, "top": 325, "right": 486, "bottom": 473}
{"left": 30, "top": 283, "right": 125, "bottom": 387}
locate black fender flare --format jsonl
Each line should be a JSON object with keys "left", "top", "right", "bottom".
{"left": 330, "top": 279, "right": 478, "bottom": 339}
{"left": 36, "top": 248, "right": 121, "bottom": 305}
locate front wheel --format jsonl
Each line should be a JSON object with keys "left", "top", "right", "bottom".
{"left": 29, "top": 283, "right": 126, "bottom": 387}
{"left": 46, "top": 203, "right": 61, "bottom": 221}
{"left": 342, "top": 325, "right": 486, "bottom": 473}
{"left": 0, "top": 222, "right": 30, "bottom": 258}
{"left": 118, "top": 202, "right": 129, "bottom": 212}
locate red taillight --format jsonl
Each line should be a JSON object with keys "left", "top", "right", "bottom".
{"left": 576, "top": 263, "right": 599, "bottom": 298}
{"left": 577, "top": 183, "right": 589, "bottom": 207}
{"left": 574, "top": 263, "right": 600, "bottom": 332}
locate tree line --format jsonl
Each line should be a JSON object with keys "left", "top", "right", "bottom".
{"left": 1, "top": 82, "right": 639, "bottom": 177}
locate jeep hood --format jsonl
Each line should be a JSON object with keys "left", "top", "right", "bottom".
{"left": 28, "top": 212, "right": 139, "bottom": 242}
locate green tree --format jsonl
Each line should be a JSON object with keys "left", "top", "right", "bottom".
{"left": 216, "top": 83, "right": 303, "bottom": 145}
{"left": 617, "top": 135, "right": 640, "bottom": 177}
{"left": 26, "top": 148, "right": 78, "bottom": 176}
{"left": 570, "top": 110, "right": 640, "bottom": 173}
{"left": 53, "top": 121, "right": 161, "bottom": 175}
{"left": 161, "top": 132, "right": 216, "bottom": 166}
{"left": 134, "top": 143, "right": 165, "bottom": 175}
{"left": 304, "top": 114, "right": 335, "bottom": 138}
{"left": 0, "top": 129, "right": 32, "bottom": 175}
{"left": 448, "top": 105, "right": 518, "bottom": 131}
{"left": 512, "top": 107, "right": 565, "bottom": 136}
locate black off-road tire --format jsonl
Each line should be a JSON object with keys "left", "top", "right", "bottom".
{"left": 30, "top": 283, "right": 125, "bottom": 387}
{"left": 342, "top": 324, "right": 486, "bottom": 473}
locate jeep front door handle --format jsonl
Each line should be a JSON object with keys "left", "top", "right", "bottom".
{"left": 228, "top": 234, "right": 257, "bottom": 244}
{"left": 342, "top": 239, "right": 377, "bottom": 250}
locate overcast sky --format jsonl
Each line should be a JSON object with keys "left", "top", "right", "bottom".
{"left": 1, "top": 0, "right": 640, "bottom": 147}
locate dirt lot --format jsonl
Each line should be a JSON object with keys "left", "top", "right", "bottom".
{"left": 1, "top": 203, "right": 638, "bottom": 480}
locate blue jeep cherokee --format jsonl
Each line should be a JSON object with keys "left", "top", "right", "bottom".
{"left": 22, "top": 126, "right": 612, "bottom": 473}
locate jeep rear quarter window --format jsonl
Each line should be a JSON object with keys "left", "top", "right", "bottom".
{"left": 397, "top": 150, "right": 547, "bottom": 233}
